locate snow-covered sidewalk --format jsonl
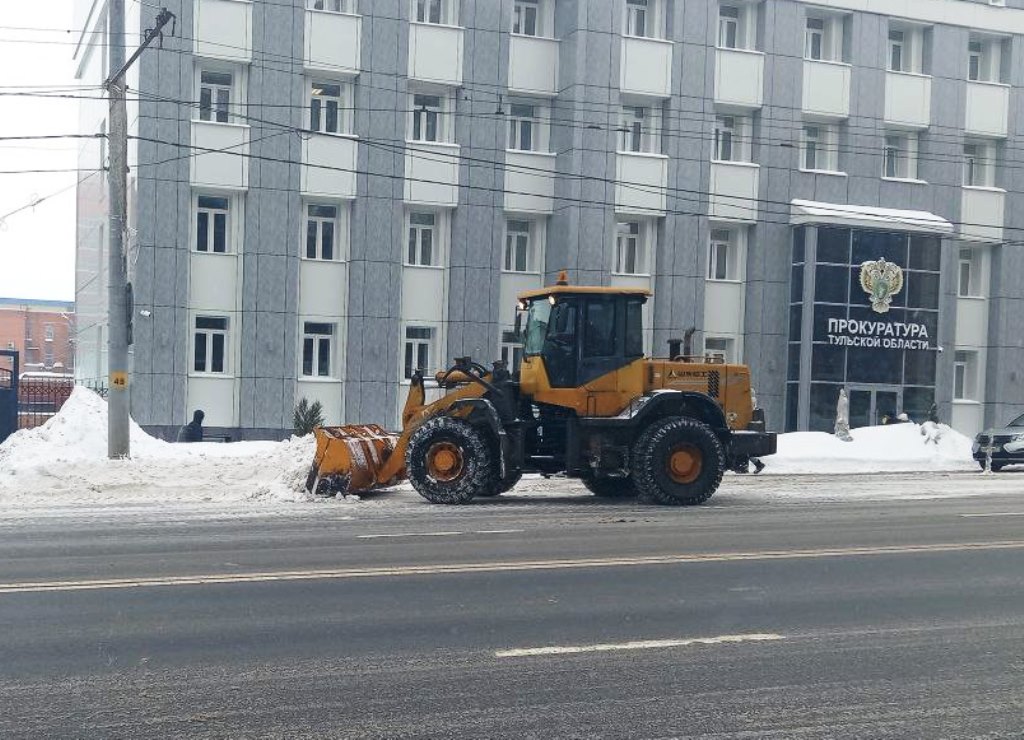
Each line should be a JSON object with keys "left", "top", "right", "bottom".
{"left": 0, "top": 387, "right": 982, "bottom": 508}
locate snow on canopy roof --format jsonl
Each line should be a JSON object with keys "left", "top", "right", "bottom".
{"left": 790, "top": 199, "right": 954, "bottom": 235}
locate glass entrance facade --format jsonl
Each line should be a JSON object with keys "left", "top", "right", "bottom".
{"left": 787, "top": 226, "right": 943, "bottom": 432}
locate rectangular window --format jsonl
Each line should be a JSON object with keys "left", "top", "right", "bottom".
{"left": 501, "top": 330, "right": 524, "bottom": 371}
{"left": 195, "top": 195, "right": 230, "bottom": 253}
{"left": 883, "top": 132, "right": 917, "bottom": 180}
{"left": 625, "top": 0, "right": 649, "bottom": 37}
{"left": 301, "top": 322, "right": 334, "bottom": 378}
{"left": 954, "top": 350, "right": 976, "bottom": 401}
{"left": 714, "top": 115, "right": 740, "bottom": 161}
{"left": 411, "top": 93, "right": 443, "bottom": 142}
{"left": 708, "top": 228, "right": 736, "bottom": 281}
{"left": 308, "top": 0, "right": 353, "bottom": 11}
{"left": 199, "top": 70, "right": 233, "bottom": 123}
{"left": 619, "top": 106, "right": 657, "bottom": 153}
{"left": 414, "top": 0, "right": 450, "bottom": 24}
{"left": 194, "top": 316, "right": 229, "bottom": 374}
{"left": 309, "top": 80, "right": 351, "bottom": 135}
{"left": 404, "top": 326, "right": 434, "bottom": 379}
{"left": 44, "top": 325, "right": 54, "bottom": 342}
{"left": 718, "top": 5, "right": 739, "bottom": 49}
{"left": 803, "top": 125, "right": 820, "bottom": 170}
{"left": 969, "top": 41, "right": 983, "bottom": 81}
{"left": 805, "top": 17, "right": 824, "bottom": 60}
{"left": 513, "top": 0, "right": 538, "bottom": 35}
{"left": 407, "top": 212, "right": 437, "bottom": 266}
{"left": 964, "top": 141, "right": 995, "bottom": 187}
{"left": 801, "top": 123, "right": 837, "bottom": 172}
{"left": 305, "top": 204, "right": 339, "bottom": 261}
{"left": 615, "top": 221, "right": 648, "bottom": 275}
{"left": 958, "top": 249, "right": 974, "bottom": 297}
{"left": 504, "top": 219, "right": 532, "bottom": 272}
{"left": 888, "top": 29, "right": 905, "bottom": 72}
{"left": 704, "top": 337, "right": 733, "bottom": 363}
{"left": 507, "top": 104, "right": 537, "bottom": 151}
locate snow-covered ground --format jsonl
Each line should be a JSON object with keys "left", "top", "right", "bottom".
{"left": 0, "top": 387, "right": 993, "bottom": 510}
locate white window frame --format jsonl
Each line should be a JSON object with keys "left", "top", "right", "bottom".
{"left": 718, "top": 2, "right": 756, "bottom": 50}
{"left": 413, "top": 0, "right": 457, "bottom": 25}
{"left": 805, "top": 17, "right": 824, "bottom": 60}
{"left": 625, "top": 0, "right": 663, "bottom": 39}
{"left": 713, "top": 114, "right": 750, "bottom": 163}
{"left": 958, "top": 248, "right": 985, "bottom": 299}
{"left": 963, "top": 141, "right": 995, "bottom": 188}
{"left": 403, "top": 325, "right": 436, "bottom": 380}
{"left": 804, "top": 12, "right": 846, "bottom": 62}
{"left": 408, "top": 90, "right": 452, "bottom": 143}
{"left": 44, "top": 325, "right": 55, "bottom": 343}
{"left": 503, "top": 218, "right": 535, "bottom": 273}
{"left": 707, "top": 227, "right": 743, "bottom": 282}
{"left": 954, "top": 350, "right": 978, "bottom": 401}
{"left": 308, "top": 0, "right": 355, "bottom": 12}
{"left": 195, "top": 65, "right": 244, "bottom": 125}
{"left": 406, "top": 210, "right": 443, "bottom": 267}
{"left": 301, "top": 321, "right": 336, "bottom": 379}
{"left": 618, "top": 104, "right": 661, "bottom": 154}
{"left": 500, "top": 330, "right": 525, "bottom": 372}
{"left": 614, "top": 220, "right": 654, "bottom": 276}
{"left": 308, "top": 79, "right": 354, "bottom": 136}
{"left": 513, "top": 0, "right": 550, "bottom": 37}
{"left": 507, "top": 102, "right": 542, "bottom": 152}
{"left": 882, "top": 131, "right": 919, "bottom": 181}
{"left": 801, "top": 122, "right": 839, "bottom": 173}
{"left": 704, "top": 336, "right": 734, "bottom": 364}
{"left": 193, "top": 316, "right": 230, "bottom": 375}
{"left": 968, "top": 35, "right": 1004, "bottom": 83}
{"left": 303, "top": 202, "right": 348, "bottom": 262}
{"left": 194, "top": 194, "right": 234, "bottom": 254}
{"left": 888, "top": 23, "right": 925, "bottom": 74}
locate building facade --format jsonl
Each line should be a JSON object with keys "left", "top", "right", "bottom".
{"left": 74, "top": 0, "right": 1024, "bottom": 440}
{"left": 0, "top": 298, "right": 76, "bottom": 373}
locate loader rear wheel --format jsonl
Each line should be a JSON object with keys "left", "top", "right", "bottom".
{"left": 632, "top": 417, "right": 724, "bottom": 506}
{"left": 581, "top": 476, "right": 637, "bottom": 499}
{"left": 406, "top": 417, "right": 497, "bottom": 504}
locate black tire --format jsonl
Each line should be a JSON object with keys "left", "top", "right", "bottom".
{"left": 631, "top": 417, "right": 725, "bottom": 506}
{"left": 405, "top": 417, "right": 497, "bottom": 504}
{"left": 477, "top": 470, "right": 523, "bottom": 497}
{"left": 581, "top": 476, "right": 637, "bottom": 499}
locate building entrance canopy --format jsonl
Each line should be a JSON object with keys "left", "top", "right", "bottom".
{"left": 790, "top": 199, "right": 954, "bottom": 236}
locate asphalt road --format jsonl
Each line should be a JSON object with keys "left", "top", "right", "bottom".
{"left": 2, "top": 474, "right": 1024, "bottom": 738}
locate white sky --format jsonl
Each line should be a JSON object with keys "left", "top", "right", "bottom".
{"left": 0, "top": 0, "right": 79, "bottom": 302}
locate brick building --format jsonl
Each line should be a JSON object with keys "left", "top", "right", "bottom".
{"left": 0, "top": 298, "right": 76, "bottom": 373}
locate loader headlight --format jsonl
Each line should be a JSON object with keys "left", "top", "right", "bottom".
{"left": 549, "top": 295, "right": 557, "bottom": 305}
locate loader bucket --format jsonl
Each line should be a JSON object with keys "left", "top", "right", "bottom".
{"left": 306, "top": 425, "right": 404, "bottom": 497}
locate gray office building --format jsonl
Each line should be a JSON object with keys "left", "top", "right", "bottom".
{"left": 74, "top": 0, "right": 1024, "bottom": 439}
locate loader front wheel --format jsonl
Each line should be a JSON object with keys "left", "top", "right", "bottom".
{"left": 406, "top": 417, "right": 497, "bottom": 504}
{"left": 632, "top": 417, "right": 725, "bottom": 506}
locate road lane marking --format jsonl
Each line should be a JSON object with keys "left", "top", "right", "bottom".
{"left": 960, "top": 512, "right": 1024, "bottom": 518}
{"left": 356, "top": 529, "right": 525, "bottom": 539}
{"left": 2, "top": 540, "right": 1023, "bottom": 594}
{"left": 357, "top": 532, "right": 464, "bottom": 539}
{"left": 495, "top": 633, "right": 784, "bottom": 658}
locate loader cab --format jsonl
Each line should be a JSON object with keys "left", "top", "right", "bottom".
{"left": 518, "top": 283, "right": 649, "bottom": 389}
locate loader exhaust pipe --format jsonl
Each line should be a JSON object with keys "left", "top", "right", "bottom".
{"left": 668, "top": 327, "right": 696, "bottom": 360}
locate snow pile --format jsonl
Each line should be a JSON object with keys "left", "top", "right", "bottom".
{"left": 761, "top": 421, "right": 975, "bottom": 475}
{"left": 0, "top": 387, "right": 317, "bottom": 504}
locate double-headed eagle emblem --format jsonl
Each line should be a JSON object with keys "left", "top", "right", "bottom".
{"left": 859, "top": 258, "right": 904, "bottom": 314}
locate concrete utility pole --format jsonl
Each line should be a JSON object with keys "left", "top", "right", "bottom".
{"left": 106, "top": 0, "right": 130, "bottom": 458}
{"left": 104, "top": 3, "right": 175, "bottom": 458}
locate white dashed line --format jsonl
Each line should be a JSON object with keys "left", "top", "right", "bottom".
{"left": 495, "top": 633, "right": 785, "bottom": 658}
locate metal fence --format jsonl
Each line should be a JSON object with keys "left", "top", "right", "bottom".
{"left": 16, "top": 376, "right": 108, "bottom": 430}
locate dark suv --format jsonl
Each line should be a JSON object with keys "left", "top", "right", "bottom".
{"left": 973, "top": 413, "right": 1024, "bottom": 471}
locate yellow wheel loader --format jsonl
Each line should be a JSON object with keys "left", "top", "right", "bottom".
{"left": 306, "top": 276, "right": 777, "bottom": 505}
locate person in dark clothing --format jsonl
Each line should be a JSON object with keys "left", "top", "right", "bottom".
{"left": 177, "top": 409, "right": 205, "bottom": 443}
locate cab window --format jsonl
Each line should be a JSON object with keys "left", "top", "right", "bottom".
{"left": 583, "top": 299, "right": 617, "bottom": 357}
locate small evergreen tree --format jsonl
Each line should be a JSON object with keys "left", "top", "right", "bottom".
{"left": 293, "top": 398, "right": 324, "bottom": 436}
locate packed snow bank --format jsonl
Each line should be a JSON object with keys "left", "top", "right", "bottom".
{"left": 760, "top": 421, "right": 975, "bottom": 475}
{"left": 0, "top": 387, "right": 317, "bottom": 504}
{"left": 0, "top": 387, "right": 982, "bottom": 507}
